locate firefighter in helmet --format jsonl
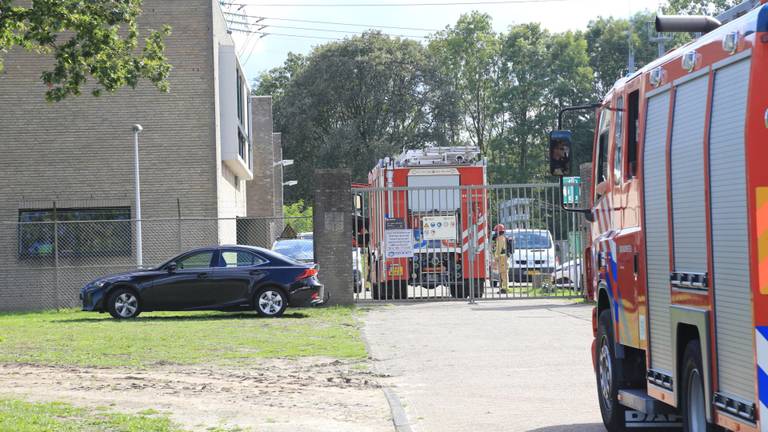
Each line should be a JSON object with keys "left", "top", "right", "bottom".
{"left": 493, "top": 224, "right": 509, "bottom": 292}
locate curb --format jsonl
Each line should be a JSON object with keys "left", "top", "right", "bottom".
{"left": 382, "top": 387, "right": 413, "bottom": 432}
{"left": 357, "top": 308, "right": 414, "bottom": 432}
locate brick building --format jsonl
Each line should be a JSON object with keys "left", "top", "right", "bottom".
{"left": 0, "top": 0, "right": 285, "bottom": 310}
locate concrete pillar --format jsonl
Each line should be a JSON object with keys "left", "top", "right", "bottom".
{"left": 272, "top": 133, "right": 283, "bottom": 216}
{"left": 313, "top": 169, "right": 353, "bottom": 306}
{"left": 247, "top": 96, "right": 276, "bottom": 218}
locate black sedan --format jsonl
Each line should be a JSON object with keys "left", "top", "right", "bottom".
{"left": 80, "top": 245, "right": 325, "bottom": 319}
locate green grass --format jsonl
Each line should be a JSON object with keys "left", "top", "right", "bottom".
{"left": 0, "top": 399, "right": 183, "bottom": 432}
{"left": 0, "top": 307, "right": 367, "bottom": 368}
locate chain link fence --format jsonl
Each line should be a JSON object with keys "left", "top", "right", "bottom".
{"left": 0, "top": 216, "right": 312, "bottom": 311}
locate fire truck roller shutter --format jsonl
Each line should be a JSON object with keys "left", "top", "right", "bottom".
{"left": 710, "top": 57, "right": 755, "bottom": 406}
{"left": 407, "top": 171, "right": 461, "bottom": 213}
{"left": 644, "top": 89, "right": 674, "bottom": 376}
{"left": 670, "top": 74, "right": 709, "bottom": 278}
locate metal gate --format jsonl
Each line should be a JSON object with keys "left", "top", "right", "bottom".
{"left": 352, "top": 183, "right": 586, "bottom": 302}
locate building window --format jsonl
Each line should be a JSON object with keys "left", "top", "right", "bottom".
{"left": 18, "top": 207, "right": 131, "bottom": 258}
{"left": 238, "top": 130, "right": 247, "bottom": 161}
{"left": 236, "top": 71, "right": 243, "bottom": 124}
{"left": 234, "top": 175, "right": 240, "bottom": 190}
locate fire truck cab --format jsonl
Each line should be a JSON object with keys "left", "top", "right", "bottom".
{"left": 360, "top": 146, "right": 488, "bottom": 300}
{"left": 550, "top": 1, "right": 768, "bottom": 431}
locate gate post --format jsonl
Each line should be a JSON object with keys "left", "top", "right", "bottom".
{"left": 313, "top": 169, "right": 354, "bottom": 306}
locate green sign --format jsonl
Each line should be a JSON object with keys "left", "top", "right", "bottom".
{"left": 563, "top": 176, "right": 581, "bottom": 205}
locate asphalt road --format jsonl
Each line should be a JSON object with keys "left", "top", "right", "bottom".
{"left": 362, "top": 299, "right": 605, "bottom": 432}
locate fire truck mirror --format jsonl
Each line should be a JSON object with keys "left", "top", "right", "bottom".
{"left": 549, "top": 130, "right": 573, "bottom": 177}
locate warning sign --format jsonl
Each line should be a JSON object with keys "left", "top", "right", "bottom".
{"left": 422, "top": 215, "right": 457, "bottom": 240}
{"left": 385, "top": 229, "right": 413, "bottom": 258}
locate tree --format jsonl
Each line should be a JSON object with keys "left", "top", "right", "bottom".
{"left": 283, "top": 200, "right": 313, "bottom": 233}
{"left": 252, "top": 52, "right": 307, "bottom": 105}
{"left": 0, "top": 0, "right": 171, "bottom": 101}
{"left": 492, "top": 25, "right": 594, "bottom": 184}
{"left": 256, "top": 32, "right": 432, "bottom": 203}
{"left": 428, "top": 12, "right": 501, "bottom": 152}
{"left": 492, "top": 23, "right": 551, "bottom": 183}
{"left": 665, "top": 0, "right": 740, "bottom": 15}
{"left": 544, "top": 30, "right": 596, "bottom": 172}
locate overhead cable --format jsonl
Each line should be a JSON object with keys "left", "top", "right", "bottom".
{"left": 221, "top": 0, "right": 568, "bottom": 7}
{"left": 223, "top": 12, "right": 441, "bottom": 31}
{"left": 227, "top": 19, "right": 430, "bottom": 38}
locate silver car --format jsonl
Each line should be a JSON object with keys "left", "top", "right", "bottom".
{"left": 551, "top": 259, "right": 582, "bottom": 289}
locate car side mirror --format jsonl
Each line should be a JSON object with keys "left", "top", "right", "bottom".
{"left": 549, "top": 130, "right": 573, "bottom": 177}
{"left": 167, "top": 262, "right": 178, "bottom": 273}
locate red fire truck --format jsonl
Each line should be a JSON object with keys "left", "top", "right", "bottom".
{"left": 549, "top": 1, "right": 768, "bottom": 430}
{"left": 358, "top": 146, "right": 488, "bottom": 300}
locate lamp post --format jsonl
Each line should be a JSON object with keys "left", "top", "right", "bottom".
{"left": 132, "top": 124, "right": 143, "bottom": 268}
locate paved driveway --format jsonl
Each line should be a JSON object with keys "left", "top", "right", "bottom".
{"left": 362, "top": 299, "right": 604, "bottom": 432}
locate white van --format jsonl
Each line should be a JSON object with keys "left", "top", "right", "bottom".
{"left": 506, "top": 229, "right": 556, "bottom": 283}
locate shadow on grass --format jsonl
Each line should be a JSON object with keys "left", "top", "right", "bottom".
{"left": 57, "top": 311, "right": 310, "bottom": 323}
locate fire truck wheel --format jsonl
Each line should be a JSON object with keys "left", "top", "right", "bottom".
{"left": 473, "top": 279, "right": 485, "bottom": 298}
{"left": 681, "top": 341, "right": 716, "bottom": 432}
{"left": 371, "top": 282, "right": 408, "bottom": 300}
{"left": 372, "top": 283, "right": 384, "bottom": 300}
{"left": 596, "top": 310, "right": 626, "bottom": 432}
{"left": 450, "top": 282, "right": 467, "bottom": 298}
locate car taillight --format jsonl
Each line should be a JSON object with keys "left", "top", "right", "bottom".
{"left": 296, "top": 268, "right": 318, "bottom": 281}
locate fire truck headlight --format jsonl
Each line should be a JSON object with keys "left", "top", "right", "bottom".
{"left": 650, "top": 67, "right": 664, "bottom": 87}
{"left": 682, "top": 50, "right": 698, "bottom": 72}
{"left": 722, "top": 31, "right": 739, "bottom": 54}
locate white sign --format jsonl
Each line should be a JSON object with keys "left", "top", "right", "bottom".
{"left": 422, "top": 215, "right": 457, "bottom": 240}
{"left": 407, "top": 168, "right": 459, "bottom": 176}
{"left": 385, "top": 229, "right": 414, "bottom": 258}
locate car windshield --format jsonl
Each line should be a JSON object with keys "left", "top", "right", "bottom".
{"left": 511, "top": 231, "right": 551, "bottom": 249}
{"left": 272, "top": 239, "right": 314, "bottom": 261}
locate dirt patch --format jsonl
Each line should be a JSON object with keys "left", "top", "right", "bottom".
{"left": 0, "top": 358, "right": 393, "bottom": 432}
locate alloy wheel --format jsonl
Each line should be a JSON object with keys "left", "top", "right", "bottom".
{"left": 258, "top": 290, "right": 284, "bottom": 316}
{"left": 114, "top": 293, "right": 138, "bottom": 318}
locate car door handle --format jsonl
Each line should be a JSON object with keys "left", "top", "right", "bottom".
{"left": 249, "top": 270, "right": 263, "bottom": 276}
{"left": 197, "top": 273, "right": 208, "bottom": 279}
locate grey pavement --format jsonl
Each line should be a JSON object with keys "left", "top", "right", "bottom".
{"left": 362, "top": 299, "right": 605, "bottom": 432}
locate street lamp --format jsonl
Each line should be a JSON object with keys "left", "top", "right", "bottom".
{"left": 273, "top": 159, "right": 294, "bottom": 167}
{"left": 132, "top": 124, "right": 143, "bottom": 268}
{"left": 283, "top": 180, "right": 298, "bottom": 186}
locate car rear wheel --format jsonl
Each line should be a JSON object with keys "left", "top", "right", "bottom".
{"left": 255, "top": 287, "right": 287, "bottom": 317}
{"left": 107, "top": 288, "right": 141, "bottom": 319}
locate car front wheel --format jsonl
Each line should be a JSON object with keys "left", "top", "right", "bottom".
{"left": 107, "top": 288, "right": 142, "bottom": 319}
{"left": 255, "top": 287, "right": 287, "bottom": 317}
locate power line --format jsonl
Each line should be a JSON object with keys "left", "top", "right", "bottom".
{"left": 221, "top": 0, "right": 568, "bottom": 7}
{"left": 229, "top": 27, "right": 342, "bottom": 40}
{"left": 223, "top": 12, "right": 441, "bottom": 31}
{"left": 227, "top": 19, "right": 430, "bottom": 38}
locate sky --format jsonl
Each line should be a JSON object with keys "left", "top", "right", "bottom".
{"left": 222, "top": 0, "right": 668, "bottom": 82}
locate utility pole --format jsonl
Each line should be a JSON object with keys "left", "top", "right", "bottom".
{"left": 649, "top": 21, "right": 673, "bottom": 58}
{"left": 132, "top": 124, "right": 144, "bottom": 268}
